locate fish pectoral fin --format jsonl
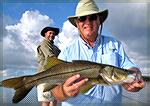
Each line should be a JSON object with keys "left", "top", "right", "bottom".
{"left": 80, "top": 79, "right": 98, "bottom": 93}
{"left": 80, "top": 84, "right": 93, "bottom": 94}
{"left": 43, "top": 84, "right": 58, "bottom": 92}
{"left": 43, "top": 56, "right": 66, "bottom": 71}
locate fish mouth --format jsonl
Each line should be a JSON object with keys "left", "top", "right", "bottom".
{"left": 123, "top": 74, "right": 136, "bottom": 83}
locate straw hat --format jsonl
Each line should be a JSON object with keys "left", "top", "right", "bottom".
{"left": 41, "top": 27, "right": 59, "bottom": 37}
{"left": 68, "top": 0, "right": 108, "bottom": 27}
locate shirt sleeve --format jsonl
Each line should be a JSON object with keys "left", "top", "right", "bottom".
{"left": 118, "top": 42, "right": 138, "bottom": 69}
{"left": 58, "top": 47, "right": 67, "bottom": 61}
{"left": 37, "top": 42, "right": 55, "bottom": 72}
{"left": 40, "top": 43, "right": 55, "bottom": 58}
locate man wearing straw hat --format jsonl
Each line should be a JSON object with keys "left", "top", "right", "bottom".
{"left": 49, "top": 0, "right": 145, "bottom": 105}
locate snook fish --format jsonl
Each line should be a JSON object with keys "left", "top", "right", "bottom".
{"left": 0, "top": 57, "right": 135, "bottom": 103}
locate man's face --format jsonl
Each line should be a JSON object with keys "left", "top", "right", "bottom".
{"left": 75, "top": 14, "right": 101, "bottom": 42}
{"left": 45, "top": 30, "right": 55, "bottom": 40}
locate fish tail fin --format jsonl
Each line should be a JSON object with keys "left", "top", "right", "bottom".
{"left": 1, "top": 76, "right": 34, "bottom": 103}
{"left": 12, "top": 85, "right": 34, "bottom": 103}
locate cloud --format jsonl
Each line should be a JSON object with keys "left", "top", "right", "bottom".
{"left": 4, "top": 10, "right": 53, "bottom": 53}
{"left": 3, "top": 10, "right": 54, "bottom": 70}
{"left": 55, "top": 20, "right": 79, "bottom": 50}
{"left": 99, "top": 2, "right": 147, "bottom": 39}
{"left": 122, "top": 41, "right": 150, "bottom": 75}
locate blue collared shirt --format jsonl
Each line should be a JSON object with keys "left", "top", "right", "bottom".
{"left": 58, "top": 35, "right": 137, "bottom": 106}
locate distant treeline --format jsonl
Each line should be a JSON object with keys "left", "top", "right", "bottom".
{"left": 143, "top": 76, "right": 150, "bottom": 82}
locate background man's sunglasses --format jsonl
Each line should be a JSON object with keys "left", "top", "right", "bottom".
{"left": 77, "top": 14, "right": 97, "bottom": 22}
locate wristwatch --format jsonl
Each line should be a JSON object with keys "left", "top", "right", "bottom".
{"left": 42, "top": 91, "right": 55, "bottom": 102}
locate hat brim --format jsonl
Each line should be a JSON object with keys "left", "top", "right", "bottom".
{"left": 41, "top": 27, "right": 59, "bottom": 37}
{"left": 68, "top": 9, "right": 108, "bottom": 27}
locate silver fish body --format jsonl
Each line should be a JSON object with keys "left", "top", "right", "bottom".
{"left": 0, "top": 57, "right": 134, "bottom": 103}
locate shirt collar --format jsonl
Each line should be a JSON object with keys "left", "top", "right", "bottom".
{"left": 79, "top": 34, "right": 101, "bottom": 49}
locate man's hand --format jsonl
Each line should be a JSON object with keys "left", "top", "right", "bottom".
{"left": 63, "top": 74, "right": 88, "bottom": 97}
{"left": 51, "top": 74, "right": 88, "bottom": 101}
{"left": 122, "top": 68, "right": 145, "bottom": 92}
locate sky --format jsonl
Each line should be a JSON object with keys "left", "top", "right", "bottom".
{"left": 0, "top": 0, "right": 150, "bottom": 78}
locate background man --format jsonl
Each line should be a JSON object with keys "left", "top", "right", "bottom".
{"left": 37, "top": 27, "right": 61, "bottom": 106}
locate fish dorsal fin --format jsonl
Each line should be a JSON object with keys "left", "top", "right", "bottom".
{"left": 72, "top": 60, "right": 99, "bottom": 65}
{"left": 43, "top": 56, "right": 65, "bottom": 71}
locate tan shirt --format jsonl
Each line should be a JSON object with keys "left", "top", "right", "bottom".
{"left": 37, "top": 38, "right": 60, "bottom": 72}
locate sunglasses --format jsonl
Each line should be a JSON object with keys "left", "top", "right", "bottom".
{"left": 48, "top": 31, "right": 55, "bottom": 35}
{"left": 77, "top": 14, "right": 98, "bottom": 22}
